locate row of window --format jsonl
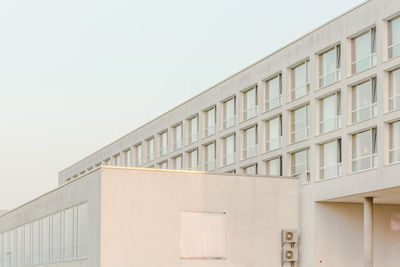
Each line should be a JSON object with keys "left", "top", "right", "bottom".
{"left": 0, "top": 203, "right": 88, "bottom": 267}
{"left": 226, "top": 121, "right": 399, "bottom": 181}
{"left": 66, "top": 15, "right": 400, "bottom": 181}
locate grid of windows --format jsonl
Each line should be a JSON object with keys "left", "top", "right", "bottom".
{"left": 65, "top": 17, "right": 400, "bottom": 184}
{"left": 0, "top": 203, "right": 88, "bottom": 267}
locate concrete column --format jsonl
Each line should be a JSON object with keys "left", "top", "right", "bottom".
{"left": 364, "top": 197, "right": 373, "bottom": 267}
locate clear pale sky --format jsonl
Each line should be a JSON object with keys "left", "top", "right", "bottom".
{"left": 0, "top": 0, "right": 364, "bottom": 210}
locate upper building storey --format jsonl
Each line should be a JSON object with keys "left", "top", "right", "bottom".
{"left": 59, "top": 0, "right": 400, "bottom": 186}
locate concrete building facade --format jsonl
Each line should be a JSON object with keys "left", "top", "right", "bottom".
{"left": 2, "top": 0, "right": 400, "bottom": 266}
{"left": 0, "top": 168, "right": 299, "bottom": 267}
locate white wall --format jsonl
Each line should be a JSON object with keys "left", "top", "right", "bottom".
{"left": 99, "top": 167, "right": 300, "bottom": 267}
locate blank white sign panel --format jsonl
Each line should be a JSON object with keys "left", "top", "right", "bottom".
{"left": 180, "top": 211, "right": 226, "bottom": 259}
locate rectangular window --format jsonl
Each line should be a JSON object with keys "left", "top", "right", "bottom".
{"left": 77, "top": 203, "right": 88, "bottom": 259}
{"left": 24, "top": 224, "right": 31, "bottom": 266}
{"left": 389, "top": 121, "right": 400, "bottom": 164}
{"left": 113, "top": 154, "right": 121, "bottom": 166}
{"left": 265, "top": 115, "right": 282, "bottom": 152}
{"left": 223, "top": 97, "right": 235, "bottom": 129}
{"left": 205, "top": 142, "right": 216, "bottom": 171}
{"left": 158, "top": 161, "right": 168, "bottom": 169}
{"left": 135, "top": 144, "right": 142, "bottom": 166}
{"left": 352, "top": 78, "right": 377, "bottom": 123}
{"left": 173, "top": 124, "right": 183, "bottom": 150}
{"left": 16, "top": 226, "right": 22, "bottom": 267}
{"left": 319, "top": 45, "right": 341, "bottom": 87}
{"left": 223, "top": 134, "right": 235, "bottom": 166}
{"left": 173, "top": 155, "right": 182, "bottom": 170}
{"left": 265, "top": 156, "right": 282, "bottom": 176}
{"left": 205, "top": 107, "right": 216, "bottom": 137}
{"left": 243, "top": 87, "right": 258, "bottom": 120}
{"left": 180, "top": 212, "right": 225, "bottom": 259}
{"left": 265, "top": 74, "right": 282, "bottom": 111}
{"left": 291, "top": 60, "right": 310, "bottom": 100}
{"left": 188, "top": 116, "right": 199, "bottom": 144}
{"left": 243, "top": 164, "right": 257, "bottom": 175}
{"left": 42, "top": 216, "right": 50, "bottom": 263}
{"left": 320, "top": 92, "right": 341, "bottom": 134}
{"left": 147, "top": 138, "right": 155, "bottom": 162}
{"left": 389, "top": 69, "right": 400, "bottom": 111}
{"left": 52, "top": 212, "right": 61, "bottom": 262}
{"left": 124, "top": 149, "right": 131, "bottom": 167}
{"left": 291, "top": 148, "right": 310, "bottom": 181}
{"left": 64, "top": 208, "right": 74, "bottom": 260}
{"left": 388, "top": 16, "right": 400, "bottom": 59}
{"left": 320, "top": 139, "right": 342, "bottom": 179}
{"left": 188, "top": 149, "right": 198, "bottom": 171}
{"left": 243, "top": 126, "right": 258, "bottom": 159}
{"left": 159, "top": 131, "right": 168, "bottom": 156}
{"left": 351, "top": 28, "right": 377, "bottom": 74}
{"left": 291, "top": 104, "right": 310, "bottom": 143}
{"left": 352, "top": 128, "right": 378, "bottom": 172}
{"left": 32, "top": 220, "right": 40, "bottom": 264}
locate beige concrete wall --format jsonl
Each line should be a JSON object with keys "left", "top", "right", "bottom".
{"left": 100, "top": 167, "right": 299, "bottom": 267}
{"left": 314, "top": 202, "right": 400, "bottom": 267}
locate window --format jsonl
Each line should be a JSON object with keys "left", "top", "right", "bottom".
{"left": 352, "top": 78, "right": 377, "bottom": 123}
{"left": 205, "top": 107, "right": 216, "bottom": 137}
{"left": 134, "top": 144, "right": 142, "bottom": 166}
{"left": 243, "top": 125, "right": 258, "bottom": 159}
{"left": 173, "top": 155, "right": 182, "bottom": 170}
{"left": 265, "top": 115, "right": 282, "bottom": 152}
{"left": 265, "top": 74, "right": 282, "bottom": 111}
{"left": 291, "top": 60, "right": 310, "bottom": 100}
{"left": 42, "top": 216, "right": 50, "bottom": 263}
{"left": 16, "top": 226, "right": 22, "bottom": 266}
{"left": 103, "top": 158, "right": 111, "bottom": 166}
{"left": 320, "top": 139, "right": 342, "bottom": 179}
{"left": 388, "top": 16, "right": 400, "bottom": 59}
{"left": 52, "top": 212, "right": 61, "bottom": 262}
{"left": 389, "top": 121, "right": 400, "bottom": 164}
{"left": 319, "top": 45, "right": 341, "bottom": 87}
{"left": 77, "top": 203, "right": 88, "bottom": 259}
{"left": 351, "top": 28, "right": 377, "bottom": 74}
{"left": 290, "top": 104, "right": 310, "bottom": 143}
{"left": 159, "top": 161, "right": 168, "bottom": 169}
{"left": 243, "top": 164, "right": 257, "bottom": 175}
{"left": 124, "top": 149, "right": 131, "bottom": 167}
{"left": 24, "top": 224, "right": 31, "bottom": 265}
{"left": 64, "top": 208, "right": 74, "bottom": 260}
{"left": 352, "top": 128, "right": 377, "bottom": 172}
{"left": 188, "top": 116, "right": 199, "bottom": 144}
{"left": 173, "top": 124, "right": 183, "bottom": 150}
{"left": 320, "top": 92, "right": 341, "bottom": 134}
{"left": 389, "top": 69, "right": 400, "bottom": 111}
{"left": 159, "top": 131, "right": 168, "bottom": 156}
{"left": 265, "top": 156, "right": 282, "bottom": 176}
{"left": 188, "top": 149, "right": 198, "bottom": 171}
{"left": 243, "top": 87, "right": 258, "bottom": 120}
{"left": 113, "top": 154, "right": 121, "bottom": 166}
{"left": 205, "top": 142, "right": 216, "bottom": 171}
{"left": 32, "top": 220, "right": 40, "bottom": 264}
{"left": 147, "top": 138, "right": 155, "bottom": 162}
{"left": 223, "top": 97, "right": 235, "bottom": 129}
{"left": 291, "top": 148, "right": 310, "bottom": 181}
{"left": 180, "top": 212, "right": 225, "bottom": 259}
{"left": 223, "top": 134, "right": 235, "bottom": 166}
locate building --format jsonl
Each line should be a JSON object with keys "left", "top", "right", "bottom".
{"left": 60, "top": 0, "right": 400, "bottom": 186}
{"left": 0, "top": 168, "right": 299, "bottom": 267}
{"left": 2, "top": 0, "right": 400, "bottom": 266}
